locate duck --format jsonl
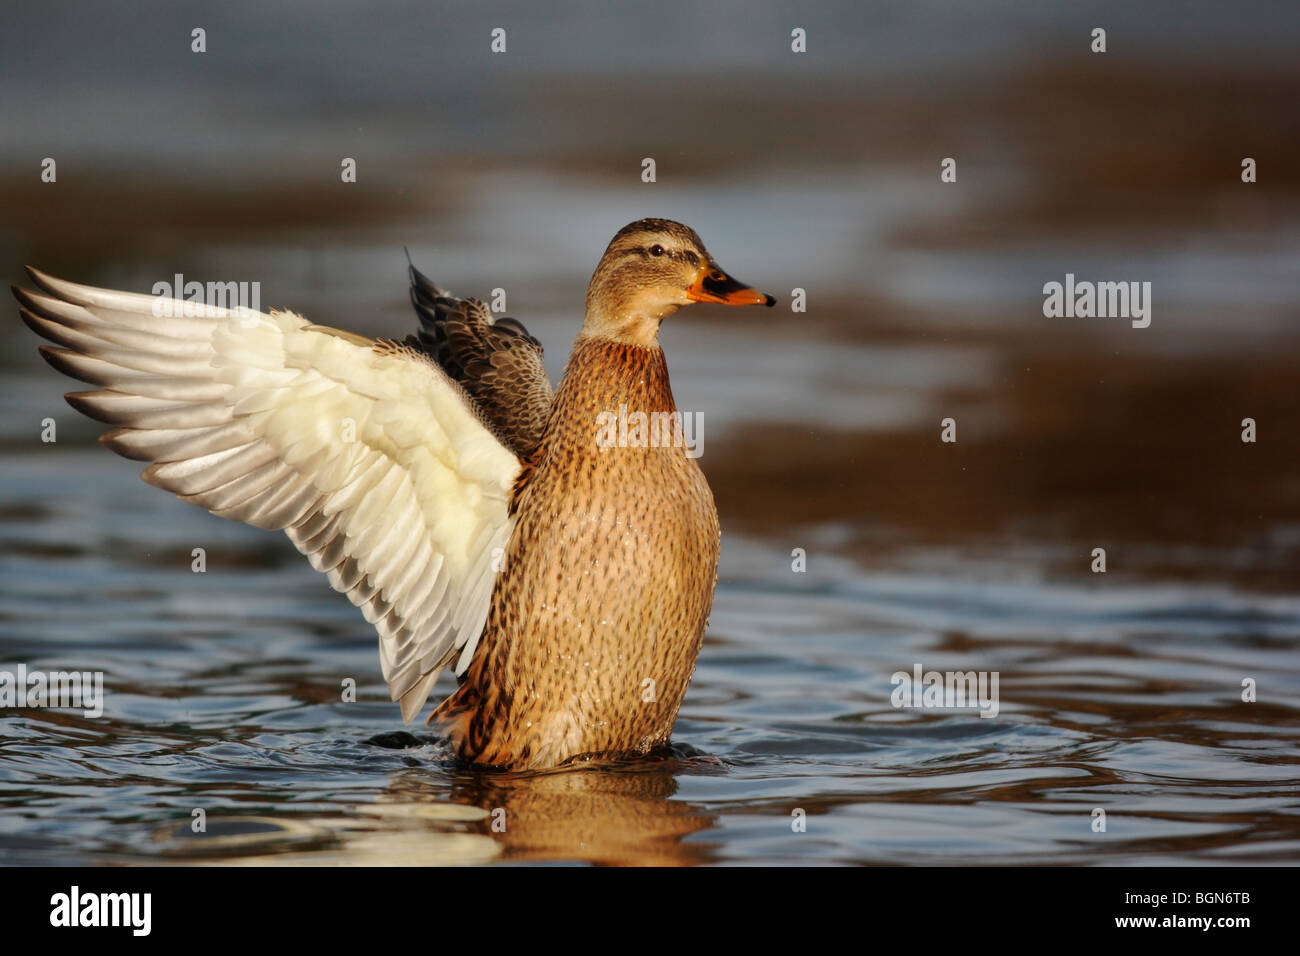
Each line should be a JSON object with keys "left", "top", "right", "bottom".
{"left": 12, "top": 218, "right": 775, "bottom": 770}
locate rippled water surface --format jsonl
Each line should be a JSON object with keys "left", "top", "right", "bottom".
{"left": 2, "top": 0, "right": 1299, "bottom": 866}
{"left": 3, "top": 370, "right": 1298, "bottom": 865}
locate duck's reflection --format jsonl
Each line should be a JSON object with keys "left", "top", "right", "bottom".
{"left": 387, "top": 755, "right": 719, "bottom": 866}
{"left": 160, "top": 746, "right": 720, "bottom": 866}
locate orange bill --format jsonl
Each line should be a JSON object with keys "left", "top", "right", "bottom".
{"left": 687, "top": 266, "right": 776, "bottom": 307}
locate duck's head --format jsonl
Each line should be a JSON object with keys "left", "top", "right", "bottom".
{"left": 581, "top": 218, "right": 775, "bottom": 346}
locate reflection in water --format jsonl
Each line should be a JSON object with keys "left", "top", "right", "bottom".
{"left": 396, "top": 756, "right": 717, "bottom": 866}
{"left": 134, "top": 753, "right": 716, "bottom": 866}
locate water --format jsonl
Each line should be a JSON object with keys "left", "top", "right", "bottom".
{"left": 2, "top": 1, "right": 1299, "bottom": 866}
{"left": 4, "top": 471, "right": 1298, "bottom": 866}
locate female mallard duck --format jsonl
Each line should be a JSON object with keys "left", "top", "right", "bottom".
{"left": 13, "top": 218, "right": 774, "bottom": 770}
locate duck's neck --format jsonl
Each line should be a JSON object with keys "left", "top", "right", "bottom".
{"left": 544, "top": 337, "right": 678, "bottom": 453}
{"left": 579, "top": 289, "right": 682, "bottom": 347}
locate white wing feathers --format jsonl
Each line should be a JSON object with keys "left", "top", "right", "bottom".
{"left": 16, "top": 268, "right": 520, "bottom": 722}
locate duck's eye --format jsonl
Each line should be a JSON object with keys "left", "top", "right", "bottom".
{"left": 649, "top": 244, "right": 665, "bottom": 257}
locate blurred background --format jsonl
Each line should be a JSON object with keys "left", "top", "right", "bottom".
{"left": 1, "top": 1, "right": 1298, "bottom": 866}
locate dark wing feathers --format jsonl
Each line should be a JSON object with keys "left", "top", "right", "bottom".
{"left": 407, "top": 264, "right": 553, "bottom": 460}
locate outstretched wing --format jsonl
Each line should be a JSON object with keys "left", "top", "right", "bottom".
{"left": 407, "top": 264, "right": 553, "bottom": 460}
{"left": 14, "top": 268, "right": 521, "bottom": 723}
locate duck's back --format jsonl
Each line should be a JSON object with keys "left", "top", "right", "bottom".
{"left": 434, "top": 337, "right": 720, "bottom": 768}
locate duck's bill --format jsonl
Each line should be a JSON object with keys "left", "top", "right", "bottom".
{"left": 687, "top": 268, "right": 777, "bottom": 307}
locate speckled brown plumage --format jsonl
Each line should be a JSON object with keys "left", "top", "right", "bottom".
{"left": 433, "top": 337, "right": 721, "bottom": 768}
